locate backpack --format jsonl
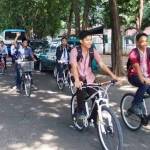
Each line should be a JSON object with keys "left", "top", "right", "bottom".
{"left": 127, "top": 47, "right": 150, "bottom": 71}
{"left": 76, "top": 45, "right": 98, "bottom": 72}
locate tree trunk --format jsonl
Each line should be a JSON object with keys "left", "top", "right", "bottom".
{"left": 109, "top": 0, "right": 124, "bottom": 76}
{"left": 67, "top": 3, "right": 73, "bottom": 36}
{"left": 72, "top": 0, "right": 80, "bottom": 35}
{"left": 136, "top": 0, "right": 144, "bottom": 31}
{"left": 82, "top": 0, "right": 92, "bottom": 30}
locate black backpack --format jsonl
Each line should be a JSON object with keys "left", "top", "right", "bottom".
{"left": 127, "top": 47, "right": 150, "bottom": 71}
{"left": 76, "top": 45, "right": 96, "bottom": 70}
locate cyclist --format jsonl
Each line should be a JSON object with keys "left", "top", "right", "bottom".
{"left": 127, "top": 32, "right": 150, "bottom": 115}
{"left": 0, "top": 41, "right": 8, "bottom": 69}
{"left": 13, "top": 33, "right": 35, "bottom": 92}
{"left": 70, "top": 30, "right": 120, "bottom": 121}
{"left": 56, "top": 37, "right": 71, "bottom": 81}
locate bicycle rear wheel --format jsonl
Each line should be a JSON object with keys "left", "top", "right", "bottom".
{"left": 97, "top": 106, "right": 123, "bottom": 150}
{"left": 120, "top": 93, "right": 142, "bottom": 131}
{"left": 24, "top": 74, "right": 32, "bottom": 97}
{"left": 71, "top": 93, "right": 85, "bottom": 131}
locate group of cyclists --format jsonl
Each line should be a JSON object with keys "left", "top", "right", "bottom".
{"left": 0, "top": 30, "right": 149, "bottom": 149}
{"left": 56, "top": 30, "right": 150, "bottom": 119}
{"left": 0, "top": 32, "right": 36, "bottom": 93}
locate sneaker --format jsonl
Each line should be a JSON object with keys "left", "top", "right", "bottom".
{"left": 77, "top": 111, "right": 86, "bottom": 120}
{"left": 89, "top": 119, "right": 95, "bottom": 128}
{"left": 31, "top": 84, "right": 38, "bottom": 90}
{"left": 16, "top": 87, "right": 21, "bottom": 93}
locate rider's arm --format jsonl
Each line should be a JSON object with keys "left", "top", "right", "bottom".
{"left": 129, "top": 50, "right": 146, "bottom": 83}
{"left": 99, "top": 61, "right": 117, "bottom": 80}
{"left": 56, "top": 46, "right": 60, "bottom": 61}
{"left": 14, "top": 32, "right": 20, "bottom": 44}
{"left": 133, "top": 63, "right": 145, "bottom": 83}
{"left": 70, "top": 48, "right": 82, "bottom": 88}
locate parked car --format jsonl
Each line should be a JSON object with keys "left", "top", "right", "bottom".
{"left": 50, "top": 38, "right": 61, "bottom": 48}
{"left": 37, "top": 46, "right": 57, "bottom": 72}
{"left": 29, "top": 39, "right": 50, "bottom": 70}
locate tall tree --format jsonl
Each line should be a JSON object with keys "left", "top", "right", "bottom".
{"left": 136, "top": 0, "right": 144, "bottom": 31}
{"left": 109, "top": 0, "right": 123, "bottom": 76}
{"left": 82, "top": 0, "right": 93, "bottom": 30}
{"left": 72, "top": 0, "right": 81, "bottom": 35}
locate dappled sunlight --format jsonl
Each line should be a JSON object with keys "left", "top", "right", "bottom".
{"left": 40, "top": 132, "right": 58, "bottom": 141}
{"left": 38, "top": 112, "right": 60, "bottom": 118}
{"left": 42, "top": 98, "right": 60, "bottom": 103}
{"left": 118, "top": 85, "right": 137, "bottom": 92}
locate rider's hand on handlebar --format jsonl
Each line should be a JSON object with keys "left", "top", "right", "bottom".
{"left": 144, "top": 78, "right": 150, "bottom": 85}
{"left": 112, "top": 76, "right": 124, "bottom": 85}
{"left": 74, "top": 80, "right": 83, "bottom": 89}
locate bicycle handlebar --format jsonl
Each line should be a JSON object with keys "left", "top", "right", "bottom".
{"left": 82, "top": 80, "right": 117, "bottom": 87}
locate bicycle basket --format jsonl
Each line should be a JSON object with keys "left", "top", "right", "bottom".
{"left": 18, "top": 61, "right": 34, "bottom": 72}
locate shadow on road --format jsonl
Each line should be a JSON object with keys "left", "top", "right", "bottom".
{"left": 0, "top": 68, "right": 149, "bottom": 150}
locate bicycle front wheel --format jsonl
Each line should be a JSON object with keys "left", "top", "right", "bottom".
{"left": 24, "top": 74, "right": 32, "bottom": 97}
{"left": 71, "top": 93, "right": 85, "bottom": 131}
{"left": 97, "top": 106, "right": 123, "bottom": 150}
{"left": 56, "top": 73, "right": 64, "bottom": 90}
{"left": 120, "top": 93, "right": 142, "bottom": 131}
{"left": 53, "top": 66, "right": 57, "bottom": 78}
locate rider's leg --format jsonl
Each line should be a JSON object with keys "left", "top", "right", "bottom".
{"left": 15, "top": 64, "right": 21, "bottom": 89}
{"left": 128, "top": 75, "right": 148, "bottom": 104}
{"left": 86, "top": 87, "right": 97, "bottom": 122}
{"left": 146, "top": 85, "right": 150, "bottom": 95}
{"left": 3, "top": 56, "right": 7, "bottom": 69}
{"left": 57, "top": 63, "right": 63, "bottom": 79}
{"left": 76, "top": 89, "right": 87, "bottom": 114}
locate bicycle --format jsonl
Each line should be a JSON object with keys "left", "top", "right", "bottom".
{"left": 66, "top": 71, "right": 76, "bottom": 95}
{"left": 16, "top": 60, "right": 34, "bottom": 97}
{"left": 71, "top": 80, "right": 123, "bottom": 150}
{"left": 121, "top": 92, "right": 150, "bottom": 131}
{"left": 56, "top": 61, "right": 76, "bottom": 94}
{"left": 56, "top": 61, "right": 69, "bottom": 90}
{"left": 0, "top": 54, "right": 5, "bottom": 74}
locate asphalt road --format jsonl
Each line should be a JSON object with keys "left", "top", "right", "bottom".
{"left": 0, "top": 62, "right": 149, "bottom": 150}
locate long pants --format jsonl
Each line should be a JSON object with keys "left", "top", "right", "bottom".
{"left": 128, "top": 75, "right": 150, "bottom": 104}
{"left": 76, "top": 85, "right": 97, "bottom": 120}
{"left": 57, "top": 63, "right": 67, "bottom": 78}
{"left": 3, "top": 56, "right": 7, "bottom": 69}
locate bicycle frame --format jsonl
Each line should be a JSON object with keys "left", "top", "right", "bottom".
{"left": 81, "top": 82, "right": 114, "bottom": 127}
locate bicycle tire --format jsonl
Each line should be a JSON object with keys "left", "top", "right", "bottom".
{"left": 24, "top": 74, "right": 31, "bottom": 97}
{"left": 69, "top": 78, "right": 76, "bottom": 95}
{"left": 71, "top": 93, "right": 85, "bottom": 131}
{"left": 120, "top": 93, "right": 142, "bottom": 131}
{"left": 97, "top": 106, "right": 123, "bottom": 150}
{"left": 56, "top": 73, "right": 64, "bottom": 90}
{"left": 53, "top": 66, "right": 57, "bottom": 78}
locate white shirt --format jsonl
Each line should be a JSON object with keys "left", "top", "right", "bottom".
{"left": 0, "top": 45, "right": 8, "bottom": 55}
{"left": 138, "top": 48, "right": 149, "bottom": 77}
{"left": 60, "top": 48, "right": 68, "bottom": 64}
